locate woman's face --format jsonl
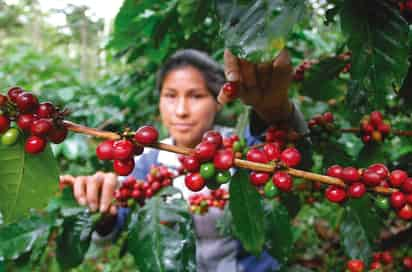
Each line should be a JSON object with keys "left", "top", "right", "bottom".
{"left": 159, "top": 66, "right": 220, "bottom": 148}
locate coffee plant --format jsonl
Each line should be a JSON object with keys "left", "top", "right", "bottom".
{"left": 1, "top": 0, "right": 412, "bottom": 271}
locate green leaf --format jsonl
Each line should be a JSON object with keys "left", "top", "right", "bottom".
{"left": 56, "top": 211, "right": 94, "bottom": 270}
{"left": 265, "top": 200, "right": 293, "bottom": 265}
{"left": 127, "top": 195, "right": 196, "bottom": 272}
{"left": 320, "top": 142, "right": 353, "bottom": 167}
{"left": 340, "top": 196, "right": 381, "bottom": 264}
{"left": 217, "top": 0, "right": 307, "bottom": 62}
{"left": 0, "top": 137, "right": 59, "bottom": 224}
{"left": 0, "top": 213, "right": 57, "bottom": 261}
{"left": 229, "top": 169, "right": 265, "bottom": 255}
{"left": 300, "top": 56, "right": 348, "bottom": 101}
{"left": 341, "top": 0, "right": 409, "bottom": 107}
{"left": 356, "top": 143, "right": 387, "bottom": 168}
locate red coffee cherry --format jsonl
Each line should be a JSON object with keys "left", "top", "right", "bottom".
{"left": 368, "top": 163, "right": 389, "bottom": 179}
{"left": 341, "top": 167, "right": 360, "bottom": 183}
{"left": 369, "top": 262, "right": 381, "bottom": 270}
{"left": 213, "top": 149, "right": 234, "bottom": 171}
{"left": 185, "top": 172, "right": 206, "bottom": 192}
{"left": 362, "top": 169, "right": 381, "bottom": 187}
{"left": 323, "top": 112, "right": 334, "bottom": 123}
{"left": 17, "top": 114, "right": 37, "bottom": 132}
{"left": 37, "top": 102, "right": 55, "bottom": 118}
{"left": 16, "top": 92, "right": 39, "bottom": 113}
{"left": 96, "top": 140, "right": 115, "bottom": 160}
{"left": 263, "top": 143, "right": 281, "bottom": 161}
{"left": 182, "top": 156, "right": 200, "bottom": 172}
{"left": 325, "top": 185, "right": 346, "bottom": 203}
{"left": 0, "top": 115, "right": 10, "bottom": 133}
{"left": 402, "top": 178, "right": 412, "bottom": 194}
{"left": 113, "top": 159, "right": 135, "bottom": 176}
{"left": 380, "top": 251, "right": 393, "bottom": 265}
{"left": 25, "top": 136, "right": 46, "bottom": 154}
{"left": 246, "top": 148, "right": 269, "bottom": 164}
{"left": 403, "top": 256, "right": 412, "bottom": 269}
{"left": 194, "top": 142, "right": 216, "bottom": 162}
{"left": 347, "top": 182, "right": 366, "bottom": 198}
{"left": 272, "top": 171, "right": 293, "bottom": 192}
{"left": 134, "top": 125, "right": 158, "bottom": 145}
{"left": 280, "top": 147, "right": 301, "bottom": 167}
{"left": 347, "top": 259, "right": 364, "bottom": 272}
{"left": 390, "top": 191, "right": 406, "bottom": 209}
{"left": 202, "top": 130, "right": 223, "bottom": 147}
{"left": 222, "top": 82, "right": 238, "bottom": 99}
{"left": 48, "top": 126, "right": 68, "bottom": 144}
{"left": 113, "top": 140, "right": 135, "bottom": 161}
{"left": 7, "top": 86, "right": 23, "bottom": 102}
{"left": 30, "top": 119, "right": 53, "bottom": 137}
{"left": 249, "top": 171, "right": 270, "bottom": 186}
{"left": 370, "top": 111, "right": 383, "bottom": 127}
{"left": 326, "top": 165, "right": 343, "bottom": 179}
{"left": 406, "top": 194, "right": 412, "bottom": 205}
{"left": 389, "top": 169, "right": 408, "bottom": 188}
{"left": 398, "top": 204, "right": 412, "bottom": 220}
{"left": 378, "top": 123, "right": 391, "bottom": 135}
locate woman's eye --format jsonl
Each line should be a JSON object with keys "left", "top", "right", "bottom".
{"left": 163, "top": 93, "right": 176, "bottom": 98}
{"left": 191, "top": 93, "right": 205, "bottom": 99}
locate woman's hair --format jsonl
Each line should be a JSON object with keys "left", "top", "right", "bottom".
{"left": 156, "top": 49, "right": 225, "bottom": 98}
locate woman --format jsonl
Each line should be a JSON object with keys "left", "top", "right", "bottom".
{"left": 60, "top": 48, "right": 309, "bottom": 271}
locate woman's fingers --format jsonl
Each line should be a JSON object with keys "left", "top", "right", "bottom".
{"left": 86, "top": 175, "right": 103, "bottom": 212}
{"left": 224, "top": 49, "right": 241, "bottom": 82}
{"left": 73, "top": 176, "right": 87, "bottom": 205}
{"left": 99, "top": 173, "right": 118, "bottom": 213}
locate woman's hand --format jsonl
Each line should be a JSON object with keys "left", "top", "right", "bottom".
{"left": 59, "top": 172, "right": 118, "bottom": 215}
{"left": 218, "top": 49, "right": 294, "bottom": 124}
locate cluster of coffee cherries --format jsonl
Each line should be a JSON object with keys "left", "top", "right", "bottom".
{"left": 0, "top": 87, "right": 68, "bottom": 154}
{"left": 114, "top": 165, "right": 174, "bottom": 207}
{"left": 265, "top": 124, "right": 300, "bottom": 145}
{"left": 188, "top": 188, "right": 229, "bottom": 215}
{"left": 96, "top": 125, "right": 158, "bottom": 176}
{"left": 308, "top": 112, "right": 341, "bottom": 143}
{"left": 337, "top": 51, "right": 352, "bottom": 74}
{"left": 359, "top": 111, "right": 391, "bottom": 144}
{"left": 293, "top": 60, "right": 316, "bottom": 82}
{"left": 325, "top": 163, "right": 412, "bottom": 220}
{"left": 347, "top": 251, "right": 412, "bottom": 271}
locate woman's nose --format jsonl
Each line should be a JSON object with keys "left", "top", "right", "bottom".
{"left": 175, "top": 97, "right": 189, "bottom": 117}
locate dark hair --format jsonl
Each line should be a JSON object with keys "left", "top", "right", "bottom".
{"left": 156, "top": 49, "right": 225, "bottom": 98}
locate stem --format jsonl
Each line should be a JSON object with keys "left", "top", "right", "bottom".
{"left": 65, "top": 121, "right": 398, "bottom": 195}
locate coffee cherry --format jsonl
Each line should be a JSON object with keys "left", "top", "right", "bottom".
{"left": 48, "top": 126, "right": 68, "bottom": 144}
{"left": 368, "top": 163, "right": 389, "bottom": 179}
{"left": 202, "top": 130, "right": 222, "bottom": 147}
{"left": 326, "top": 165, "right": 343, "bottom": 178}
{"left": 246, "top": 148, "right": 269, "bottom": 164}
{"left": 381, "top": 251, "right": 393, "bottom": 265}
{"left": 341, "top": 167, "right": 360, "bottom": 183}
{"left": 216, "top": 171, "right": 231, "bottom": 184}
{"left": 264, "top": 181, "right": 279, "bottom": 198}
{"left": 272, "top": 172, "right": 293, "bottom": 192}
{"left": 113, "top": 140, "right": 135, "bottom": 161}
{"left": 213, "top": 149, "right": 234, "bottom": 171}
{"left": 185, "top": 172, "right": 206, "bottom": 192}
{"left": 16, "top": 92, "right": 39, "bottom": 113}
{"left": 398, "top": 204, "right": 412, "bottom": 220}
{"left": 403, "top": 256, "right": 412, "bottom": 269}
{"left": 390, "top": 191, "right": 406, "bottom": 209}
{"left": 362, "top": 169, "right": 381, "bottom": 187}
{"left": 369, "top": 261, "right": 381, "bottom": 270}
{"left": 389, "top": 169, "right": 408, "bottom": 187}
{"left": 347, "top": 259, "right": 364, "bottom": 272}
{"left": 37, "top": 102, "right": 55, "bottom": 118}
{"left": 7, "top": 87, "right": 23, "bottom": 102}
{"left": 263, "top": 143, "right": 281, "bottom": 161}
{"left": 378, "top": 122, "right": 391, "bottom": 135}
{"left": 1, "top": 128, "right": 19, "bottom": 146}
{"left": 0, "top": 115, "right": 10, "bottom": 133}
{"left": 402, "top": 178, "right": 412, "bottom": 194}
{"left": 361, "top": 134, "right": 371, "bottom": 143}
{"left": 113, "top": 159, "right": 135, "bottom": 176}
{"left": 25, "top": 135, "right": 46, "bottom": 154}
{"left": 280, "top": 147, "right": 301, "bottom": 167}
{"left": 370, "top": 111, "right": 383, "bottom": 127}
{"left": 134, "top": 125, "right": 158, "bottom": 145}
{"left": 96, "top": 140, "right": 114, "bottom": 160}
{"left": 222, "top": 82, "right": 238, "bottom": 98}
{"left": 17, "top": 114, "right": 36, "bottom": 132}
{"left": 325, "top": 185, "right": 346, "bottom": 203}
{"left": 371, "top": 131, "right": 382, "bottom": 142}
{"left": 249, "top": 171, "right": 270, "bottom": 186}
{"left": 406, "top": 194, "right": 412, "bottom": 205}
{"left": 30, "top": 119, "right": 52, "bottom": 137}
{"left": 131, "top": 189, "right": 142, "bottom": 199}
{"left": 194, "top": 142, "right": 216, "bottom": 162}
{"left": 182, "top": 156, "right": 200, "bottom": 172}
{"left": 200, "top": 162, "right": 215, "bottom": 180}
{"left": 348, "top": 182, "right": 366, "bottom": 198}
{"left": 375, "top": 196, "right": 390, "bottom": 210}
